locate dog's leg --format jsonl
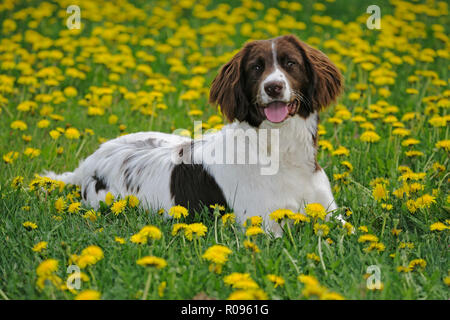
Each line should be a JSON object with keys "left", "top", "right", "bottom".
{"left": 313, "top": 168, "right": 346, "bottom": 225}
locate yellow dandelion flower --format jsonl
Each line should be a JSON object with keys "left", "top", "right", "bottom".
{"left": 245, "top": 226, "right": 264, "bottom": 237}
{"left": 415, "top": 194, "right": 436, "bottom": 209}
{"left": 126, "top": 195, "right": 139, "bottom": 208}
{"left": 139, "top": 225, "right": 162, "bottom": 240}
{"left": 184, "top": 223, "right": 207, "bottom": 240}
{"left": 313, "top": 223, "right": 329, "bottom": 237}
{"left": 54, "top": 197, "right": 66, "bottom": 213}
{"left": 224, "top": 273, "right": 258, "bottom": 289}
{"left": 307, "top": 252, "right": 320, "bottom": 262}
{"left": 321, "top": 292, "right": 345, "bottom": 300}
{"left": 68, "top": 202, "right": 81, "bottom": 214}
{"left": 408, "top": 259, "right": 426, "bottom": 271}
{"left": 305, "top": 203, "right": 326, "bottom": 220}
{"left": 227, "top": 289, "right": 268, "bottom": 300}
{"left": 289, "top": 213, "right": 310, "bottom": 224}
{"left": 168, "top": 205, "right": 189, "bottom": 219}
{"left": 136, "top": 256, "right": 167, "bottom": 269}
{"left": 172, "top": 223, "right": 188, "bottom": 236}
{"left": 32, "top": 241, "right": 48, "bottom": 252}
{"left": 23, "top": 221, "right": 38, "bottom": 230}
{"left": 158, "top": 281, "right": 167, "bottom": 298}
{"left": 11, "top": 176, "right": 24, "bottom": 189}
{"left": 74, "top": 290, "right": 101, "bottom": 300}
{"left": 65, "top": 127, "right": 80, "bottom": 139}
{"left": 430, "top": 222, "right": 448, "bottom": 231}
{"left": 246, "top": 216, "right": 263, "bottom": 227}
{"left": 435, "top": 140, "right": 450, "bottom": 152}
{"left": 358, "top": 234, "right": 379, "bottom": 243}
{"left": 115, "top": 237, "right": 126, "bottom": 244}
{"left": 392, "top": 128, "right": 411, "bottom": 136}
{"left": 36, "top": 259, "right": 58, "bottom": 277}
{"left": 343, "top": 222, "right": 354, "bottom": 235}
{"left": 202, "top": 245, "right": 232, "bottom": 265}
{"left": 37, "top": 119, "right": 50, "bottom": 128}
{"left": 81, "top": 245, "right": 104, "bottom": 263}
{"left": 372, "top": 183, "right": 389, "bottom": 202}
{"left": 3, "top": 151, "right": 19, "bottom": 163}
{"left": 130, "top": 233, "right": 148, "bottom": 244}
{"left": 269, "top": 208, "right": 293, "bottom": 222}
{"left": 11, "top": 120, "right": 28, "bottom": 131}
{"left": 111, "top": 199, "right": 127, "bottom": 215}
{"left": 221, "top": 213, "right": 236, "bottom": 226}
{"left": 267, "top": 274, "right": 285, "bottom": 288}
{"left": 360, "top": 131, "right": 381, "bottom": 143}
{"left": 105, "top": 192, "right": 114, "bottom": 206}
{"left": 364, "top": 242, "right": 386, "bottom": 252}
{"left": 243, "top": 240, "right": 260, "bottom": 253}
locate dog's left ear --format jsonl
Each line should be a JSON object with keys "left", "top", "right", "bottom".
{"left": 209, "top": 47, "right": 249, "bottom": 123}
{"left": 285, "top": 35, "right": 343, "bottom": 111}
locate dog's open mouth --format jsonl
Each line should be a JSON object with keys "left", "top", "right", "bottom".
{"left": 263, "top": 100, "right": 298, "bottom": 123}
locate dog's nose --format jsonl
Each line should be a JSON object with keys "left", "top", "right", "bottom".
{"left": 264, "top": 81, "right": 284, "bottom": 98}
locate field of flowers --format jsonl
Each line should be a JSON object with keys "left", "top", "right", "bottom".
{"left": 0, "top": 0, "right": 449, "bottom": 300}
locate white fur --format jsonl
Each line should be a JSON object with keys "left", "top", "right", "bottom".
{"left": 45, "top": 132, "right": 190, "bottom": 219}
{"left": 45, "top": 114, "right": 342, "bottom": 236}
{"left": 259, "top": 40, "right": 292, "bottom": 105}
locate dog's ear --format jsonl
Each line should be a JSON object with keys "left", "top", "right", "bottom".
{"left": 209, "top": 48, "right": 249, "bottom": 122}
{"left": 285, "top": 35, "right": 343, "bottom": 111}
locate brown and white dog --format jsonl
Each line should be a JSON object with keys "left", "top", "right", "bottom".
{"left": 45, "top": 35, "right": 344, "bottom": 235}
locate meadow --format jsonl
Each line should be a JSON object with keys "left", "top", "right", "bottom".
{"left": 0, "top": 0, "right": 449, "bottom": 300}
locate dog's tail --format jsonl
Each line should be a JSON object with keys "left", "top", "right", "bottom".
{"left": 42, "top": 170, "right": 79, "bottom": 185}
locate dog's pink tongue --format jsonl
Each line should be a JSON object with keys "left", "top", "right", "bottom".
{"left": 264, "top": 102, "right": 289, "bottom": 123}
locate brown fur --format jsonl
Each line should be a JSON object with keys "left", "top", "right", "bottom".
{"left": 209, "top": 34, "right": 343, "bottom": 125}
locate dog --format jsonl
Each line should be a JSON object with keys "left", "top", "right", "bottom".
{"left": 45, "top": 35, "right": 344, "bottom": 236}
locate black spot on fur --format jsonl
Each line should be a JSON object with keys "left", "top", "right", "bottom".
{"left": 170, "top": 164, "right": 228, "bottom": 214}
{"left": 82, "top": 186, "right": 87, "bottom": 200}
{"left": 123, "top": 167, "right": 135, "bottom": 192}
{"left": 122, "top": 154, "right": 137, "bottom": 169}
{"left": 93, "top": 175, "right": 107, "bottom": 193}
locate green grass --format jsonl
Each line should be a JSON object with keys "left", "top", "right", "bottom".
{"left": 0, "top": 0, "right": 449, "bottom": 300}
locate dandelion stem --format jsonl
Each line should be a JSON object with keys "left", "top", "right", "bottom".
{"left": 88, "top": 268, "right": 98, "bottom": 288}
{"left": 142, "top": 270, "right": 153, "bottom": 300}
{"left": 282, "top": 248, "right": 300, "bottom": 274}
{"left": 318, "top": 236, "right": 327, "bottom": 275}
{"left": 193, "top": 237, "right": 201, "bottom": 260}
{"left": 284, "top": 221, "right": 297, "bottom": 250}
{"left": 380, "top": 212, "right": 387, "bottom": 237}
{"left": 231, "top": 224, "right": 240, "bottom": 250}
{"left": 75, "top": 137, "right": 87, "bottom": 159}
{"left": 214, "top": 209, "right": 219, "bottom": 244}
{"left": 0, "top": 288, "right": 9, "bottom": 300}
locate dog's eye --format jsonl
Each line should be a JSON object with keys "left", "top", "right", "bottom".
{"left": 286, "top": 61, "right": 296, "bottom": 67}
{"left": 252, "top": 64, "right": 262, "bottom": 72}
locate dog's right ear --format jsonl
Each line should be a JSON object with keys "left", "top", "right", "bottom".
{"left": 283, "top": 34, "right": 343, "bottom": 112}
{"left": 209, "top": 48, "right": 249, "bottom": 123}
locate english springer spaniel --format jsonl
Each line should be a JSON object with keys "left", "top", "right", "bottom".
{"left": 45, "top": 35, "right": 344, "bottom": 236}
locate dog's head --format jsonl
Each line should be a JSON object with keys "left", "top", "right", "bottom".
{"left": 210, "top": 35, "right": 343, "bottom": 126}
